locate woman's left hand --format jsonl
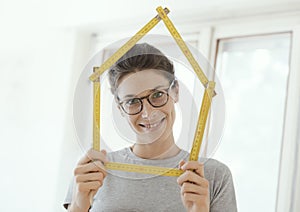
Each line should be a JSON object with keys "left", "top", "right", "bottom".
{"left": 177, "top": 160, "right": 210, "bottom": 212}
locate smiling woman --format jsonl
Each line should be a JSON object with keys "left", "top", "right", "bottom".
{"left": 64, "top": 43, "right": 237, "bottom": 212}
{"left": 116, "top": 70, "right": 177, "bottom": 151}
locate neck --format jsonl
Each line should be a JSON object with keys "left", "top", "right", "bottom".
{"left": 132, "top": 133, "right": 181, "bottom": 159}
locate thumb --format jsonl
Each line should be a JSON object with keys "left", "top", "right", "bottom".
{"left": 89, "top": 190, "right": 96, "bottom": 205}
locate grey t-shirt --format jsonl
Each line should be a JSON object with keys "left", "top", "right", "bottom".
{"left": 64, "top": 147, "right": 237, "bottom": 211}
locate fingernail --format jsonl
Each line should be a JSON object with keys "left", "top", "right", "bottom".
{"left": 181, "top": 164, "right": 187, "bottom": 170}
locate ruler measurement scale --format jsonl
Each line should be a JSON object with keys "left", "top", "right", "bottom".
{"left": 93, "top": 67, "right": 100, "bottom": 151}
{"left": 91, "top": 6, "right": 216, "bottom": 177}
{"left": 156, "top": 7, "right": 208, "bottom": 87}
{"left": 189, "top": 82, "right": 215, "bottom": 161}
{"left": 90, "top": 8, "right": 170, "bottom": 82}
{"left": 155, "top": 6, "right": 215, "bottom": 161}
{"left": 106, "top": 162, "right": 184, "bottom": 177}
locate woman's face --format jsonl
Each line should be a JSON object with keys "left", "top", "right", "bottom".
{"left": 116, "top": 69, "right": 178, "bottom": 144}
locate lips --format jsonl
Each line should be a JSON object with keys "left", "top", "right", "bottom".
{"left": 138, "top": 117, "right": 166, "bottom": 129}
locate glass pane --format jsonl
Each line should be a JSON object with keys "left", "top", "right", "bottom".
{"left": 213, "top": 33, "right": 291, "bottom": 212}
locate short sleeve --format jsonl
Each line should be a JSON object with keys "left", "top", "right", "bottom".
{"left": 209, "top": 161, "right": 237, "bottom": 212}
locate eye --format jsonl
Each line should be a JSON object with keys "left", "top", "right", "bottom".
{"left": 152, "top": 91, "right": 164, "bottom": 99}
{"left": 126, "top": 98, "right": 140, "bottom": 105}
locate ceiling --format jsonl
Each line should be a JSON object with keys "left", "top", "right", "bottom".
{"left": 1, "top": 0, "right": 300, "bottom": 36}
{"left": 47, "top": 0, "right": 300, "bottom": 28}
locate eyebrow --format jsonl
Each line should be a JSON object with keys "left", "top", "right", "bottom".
{"left": 121, "top": 85, "right": 167, "bottom": 99}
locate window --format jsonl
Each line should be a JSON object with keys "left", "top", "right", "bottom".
{"left": 213, "top": 33, "right": 291, "bottom": 212}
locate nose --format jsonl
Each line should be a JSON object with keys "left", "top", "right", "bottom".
{"left": 140, "top": 99, "right": 153, "bottom": 118}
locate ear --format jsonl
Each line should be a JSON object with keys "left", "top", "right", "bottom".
{"left": 170, "top": 80, "right": 179, "bottom": 103}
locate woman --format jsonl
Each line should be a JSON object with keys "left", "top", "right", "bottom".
{"left": 64, "top": 43, "right": 237, "bottom": 212}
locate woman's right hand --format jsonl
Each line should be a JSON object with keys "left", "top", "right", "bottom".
{"left": 69, "top": 149, "right": 109, "bottom": 212}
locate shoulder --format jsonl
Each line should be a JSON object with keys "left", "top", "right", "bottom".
{"left": 203, "top": 158, "right": 233, "bottom": 182}
{"left": 106, "top": 148, "right": 129, "bottom": 160}
{"left": 203, "top": 159, "right": 237, "bottom": 211}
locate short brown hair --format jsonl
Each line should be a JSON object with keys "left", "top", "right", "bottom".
{"left": 108, "top": 43, "right": 175, "bottom": 95}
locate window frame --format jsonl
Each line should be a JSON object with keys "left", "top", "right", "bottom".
{"left": 208, "top": 13, "right": 300, "bottom": 212}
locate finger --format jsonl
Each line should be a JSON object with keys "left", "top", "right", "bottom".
{"left": 183, "top": 193, "right": 203, "bottom": 203}
{"left": 74, "top": 161, "right": 107, "bottom": 177}
{"left": 75, "top": 172, "right": 104, "bottom": 183}
{"left": 86, "top": 161, "right": 107, "bottom": 177}
{"left": 77, "top": 181, "right": 102, "bottom": 193}
{"left": 179, "top": 160, "right": 186, "bottom": 169}
{"left": 181, "top": 182, "right": 209, "bottom": 196}
{"left": 181, "top": 161, "right": 204, "bottom": 177}
{"left": 177, "top": 170, "right": 206, "bottom": 186}
{"left": 177, "top": 170, "right": 201, "bottom": 186}
{"left": 78, "top": 149, "right": 109, "bottom": 165}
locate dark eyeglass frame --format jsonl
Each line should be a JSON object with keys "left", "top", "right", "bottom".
{"left": 118, "top": 80, "right": 175, "bottom": 115}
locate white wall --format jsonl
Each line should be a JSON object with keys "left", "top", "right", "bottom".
{"left": 0, "top": 12, "right": 87, "bottom": 211}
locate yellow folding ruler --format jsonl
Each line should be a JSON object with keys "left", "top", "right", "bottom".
{"left": 90, "top": 6, "right": 215, "bottom": 177}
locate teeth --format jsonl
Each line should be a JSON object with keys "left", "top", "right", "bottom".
{"left": 148, "top": 122, "right": 159, "bottom": 128}
{"left": 142, "top": 118, "right": 164, "bottom": 129}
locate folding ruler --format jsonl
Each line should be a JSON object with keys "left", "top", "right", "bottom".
{"left": 90, "top": 6, "right": 216, "bottom": 177}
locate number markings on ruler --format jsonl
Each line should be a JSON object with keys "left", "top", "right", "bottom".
{"left": 156, "top": 6, "right": 209, "bottom": 88}
{"left": 189, "top": 82, "right": 215, "bottom": 161}
{"left": 90, "top": 6, "right": 216, "bottom": 176}
{"left": 105, "top": 162, "right": 184, "bottom": 177}
{"left": 156, "top": 6, "right": 216, "bottom": 161}
{"left": 89, "top": 8, "right": 170, "bottom": 82}
{"left": 93, "top": 67, "right": 101, "bottom": 151}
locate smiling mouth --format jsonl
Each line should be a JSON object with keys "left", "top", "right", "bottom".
{"left": 139, "top": 117, "right": 166, "bottom": 129}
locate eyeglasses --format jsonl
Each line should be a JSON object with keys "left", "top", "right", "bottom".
{"left": 118, "top": 82, "right": 175, "bottom": 115}
{"left": 119, "top": 89, "right": 169, "bottom": 115}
